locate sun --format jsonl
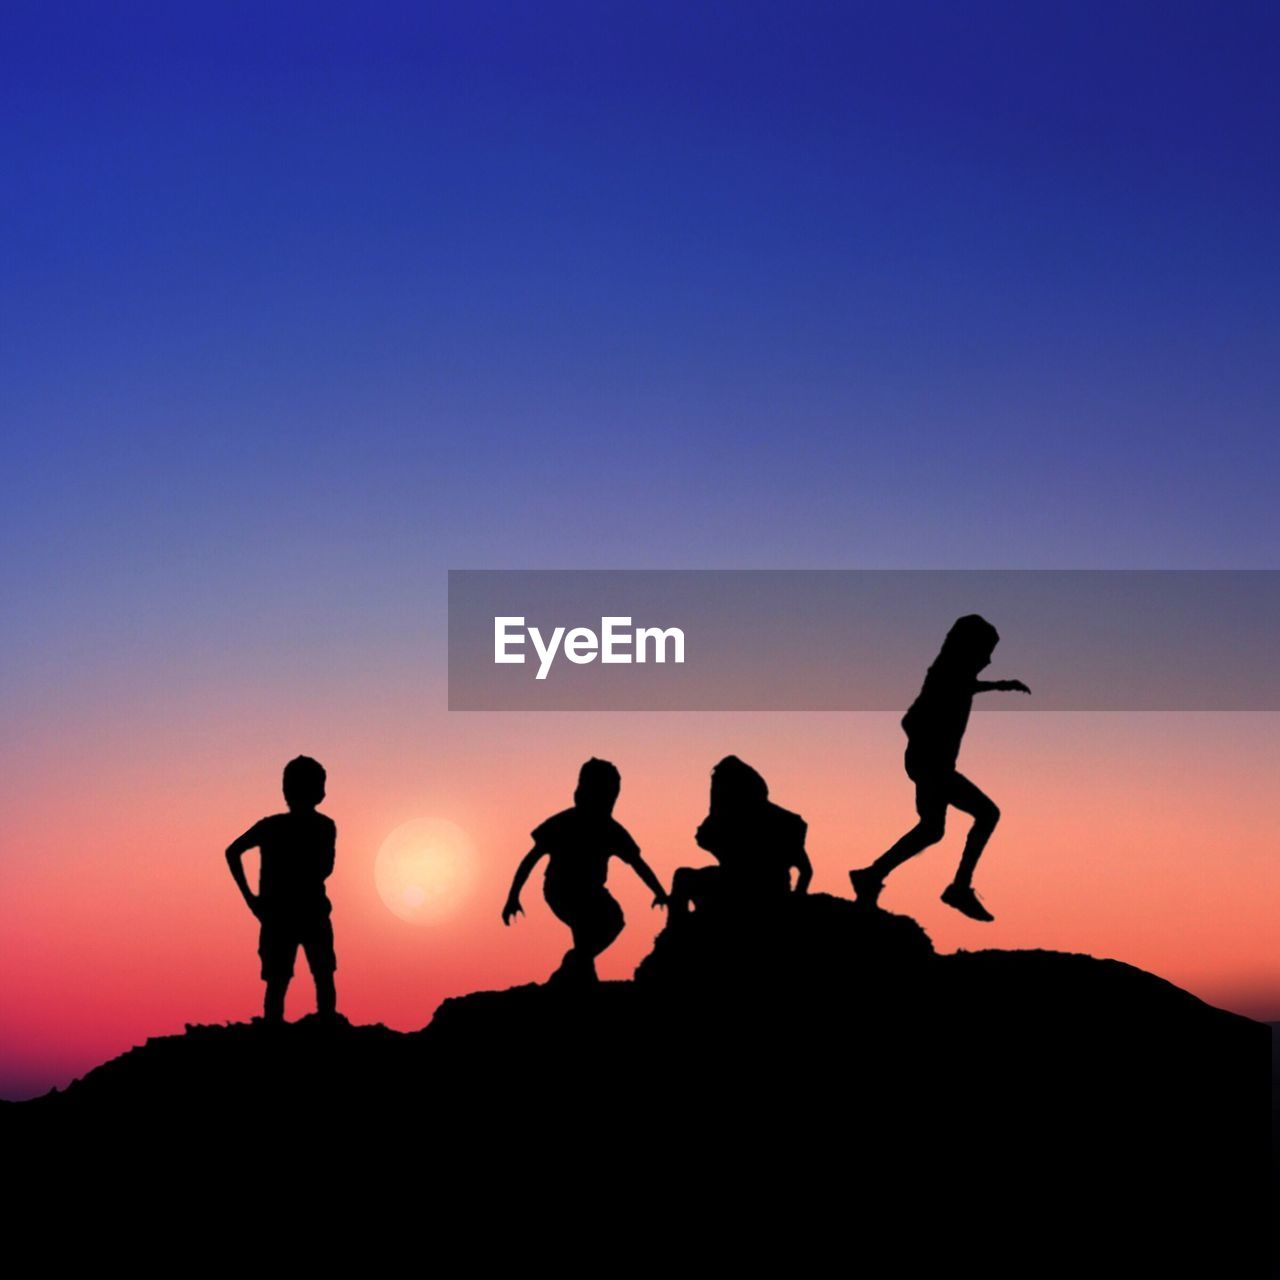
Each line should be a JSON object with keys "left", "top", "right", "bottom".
{"left": 375, "top": 818, "right": 475, "bottom": 924}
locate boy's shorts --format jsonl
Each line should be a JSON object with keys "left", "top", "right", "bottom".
{"left": 258, "top": 904, "right": 337, "bottom": 983}
{"left": 543, "top": 880, "right": 625, "bottom": 953}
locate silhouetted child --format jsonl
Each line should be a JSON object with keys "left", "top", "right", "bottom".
{"left": 849, "top": 615, "right": 1029, "bottom": 921}
{"left": 503, "top": 758, "right": 668, "bottom": 985}
{"left": 225, "top": 755, "right": 338, "bottom": 1023}
{"left": 670, "top": 755, "right": 812, "bottom": 921}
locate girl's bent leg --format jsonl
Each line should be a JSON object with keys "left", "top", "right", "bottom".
{"left": 947, "top": 773, "right": 1000, "bottom": 889}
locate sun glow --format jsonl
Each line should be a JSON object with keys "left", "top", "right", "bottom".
{"left": 375, "top": 818, "right": 475, "bottom": 924}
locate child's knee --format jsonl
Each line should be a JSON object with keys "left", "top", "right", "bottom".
{"left": 918, "top": 816, "right": 947, "bottom": 845}
{"left": 588, "top": 897, "right": 624, "bottom": 950}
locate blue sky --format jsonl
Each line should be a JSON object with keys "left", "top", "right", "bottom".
{"left": 3, "top": 1, "right": 1277, "bottom": 716}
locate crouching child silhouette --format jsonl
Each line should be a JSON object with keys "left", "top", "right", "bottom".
{"left": 849, "top": 615, "right": 1030, "bottom": 922}
{"left": 670, "top": 755, "right": 812, "bottom": 923}
{"left": 503, "top": 758, "right": 668, "bottom": 986}
{"left": 225, "top": 755, "right": 338, "bottom": 1023}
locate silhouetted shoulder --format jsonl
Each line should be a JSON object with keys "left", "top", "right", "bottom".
{"left": 253, "top": 813, "right": 290, "bottom": 840}
{"left": 533, "top": 808, "right": 639, "bottom": 859}
{"left": 902, "top": 658, "right": 974, "bottom": 736}
{"left": 606, "top": 817, "right": 641, "bottom": 861}
{"left": 532, "top": 807, "right": 577, "bottom": 848}
{"left": 767, "top": 804, "right": 807, "bottom": 843}
{"left": 236, "top": 817, "right": 266, "bottom": 845}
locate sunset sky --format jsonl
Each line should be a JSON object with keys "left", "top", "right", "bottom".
{"left": 2, "top": 3, "right": 1278, "bottom": 1099}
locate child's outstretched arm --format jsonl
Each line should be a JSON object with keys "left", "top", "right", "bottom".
{"left": 225, "top": 823, "right": 264, "bottom": 918}
{"left": 503, "top": 846, "right": 545, "bottom": 924}
{"left": 621, "top": 850, "right": 669, "bottom": 909}
{"left": 974, "top": 679, "right": 1031, "bottom": 694}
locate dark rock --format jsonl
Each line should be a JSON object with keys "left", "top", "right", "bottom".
{"left": 3, "top": 893, "right": 1268, "bottom": 1268}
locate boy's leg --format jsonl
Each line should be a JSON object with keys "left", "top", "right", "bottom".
{"left": 549, "top": 948, "right": 581, "bottom": 984}
{"left": 301, "top": 915, "right": 338, "bottom": 1018}
{"left": 558, "top": 891, "right": 624, "bottom": 983}
{"left": 314, "top": 972, "right": 337, "bottom": 1019}
{"left": 264, "top": 978, "right": 290, "bottom": 1023}
{"left": 946, "top": 773, "right": 1000, "bottom": 890}
{"left": 259, "top": 915, "right": 296, "bottom": 1023}
{"left": 591, "top": 891, "right": 625, "bottom": 955}
{"left": 545, "top": 884, "right": 591, "bottom": 984}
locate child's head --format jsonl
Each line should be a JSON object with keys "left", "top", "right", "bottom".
{"left": 574, "top": 757, "right": 621, "bottom": 815}
{"left": 283, "top": 755, "right": 326, "bottom": 810}
{"left": 709, "top": 755, "right": 769, "bottom": 813}
{"left": 939, "top": 614, "right": 1000, "bottom": 673}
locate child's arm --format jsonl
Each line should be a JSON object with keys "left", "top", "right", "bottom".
{"left": 320, "top": 820, "right": 336, "bottom": 880}
{"left": 225, "top": 824, "right": 264, "bottom": 918}
{"left": 621, "top": 850, "right": 669, "bottom": 908}
{"left": 503, "top": 846, "right": 545, "bottom": 924}
{"left": 974, "top": 679, "right": 1031, "bottom": 694}
{"left": 791, "top": 847, "right": 814, "bottom": 895}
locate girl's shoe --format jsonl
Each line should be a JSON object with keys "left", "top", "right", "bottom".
{"left": 941, "top": 882, "right": 994, "bottom": 922}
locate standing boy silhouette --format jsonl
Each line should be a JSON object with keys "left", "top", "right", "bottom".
{"left": 849, "top": 615, "right": 1030, "bottom": 922}
{"left": 225, "top": 755, "right": 338, "bottom": 1023}
{"left": 503, "top": 758, "right": 668, "bottom": 985}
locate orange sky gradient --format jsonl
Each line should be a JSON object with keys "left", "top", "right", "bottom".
{"left": 2, "top": 688, "right": 1276, "bottom": 1100}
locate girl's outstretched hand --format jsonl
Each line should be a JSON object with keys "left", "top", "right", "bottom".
{"left": 502, "top": 896, "right": 524, "bottom": 926}
{"left": 1006, "top": 679, "right": 1031, "bottom": 694}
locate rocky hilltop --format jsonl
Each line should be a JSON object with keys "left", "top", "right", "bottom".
{"left": 3, "top": 894, "right": 1269, "bottom": 1267}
